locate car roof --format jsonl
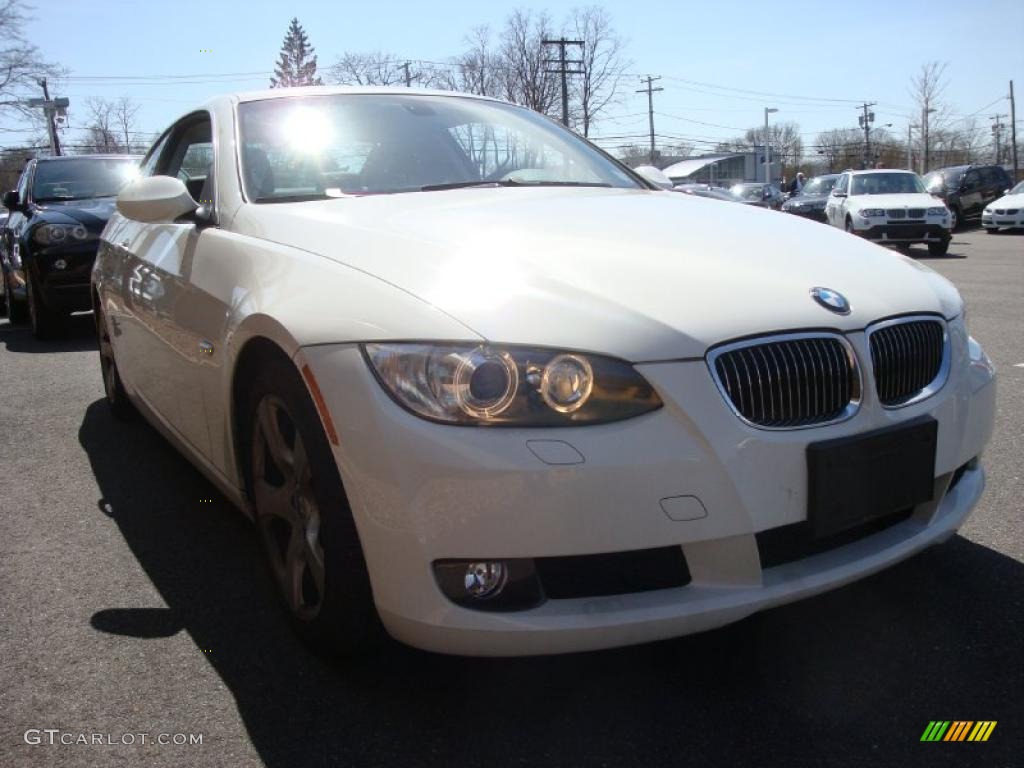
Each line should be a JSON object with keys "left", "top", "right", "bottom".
{"left": 846, "top": 169, "right": 916, "bottom": 175}
{"left": 228, "top": 85, "right": 503, "bottom": 106}
{"left": 35, "top": 154, "right": 142, "bottom": 162}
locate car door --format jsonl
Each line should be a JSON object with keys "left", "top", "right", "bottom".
{"left": 980, "top": 167, "right": 1006, "bottom": 208}
{"left": 113, "top": 112, "right": 223, "bottom": 458}
{"left": 826, "top": 174, "right": 848, "bottom": 226}
{"left": 959, "top": 169, "right": 983, "bottom": 219}
{"left": 3, "top": 165, "right": 33, "bottom": 278}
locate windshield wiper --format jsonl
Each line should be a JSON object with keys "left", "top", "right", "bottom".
{"left": 420, "top": 180, "right": 613, "bottom": 192}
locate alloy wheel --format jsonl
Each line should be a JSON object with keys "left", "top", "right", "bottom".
{"left": 252, "top": 395, "right": 326, "bottom": 621}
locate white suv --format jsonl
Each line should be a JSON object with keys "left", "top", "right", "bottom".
{"left": 825, "top": 169, "right": 952, "bottom": 255}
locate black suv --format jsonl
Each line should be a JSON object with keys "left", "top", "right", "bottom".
{"left": 923, "top": 164, "right": 1012, "bottom": 230}
{"left": 1, "top": 155, "right": 139, "bottom": 338}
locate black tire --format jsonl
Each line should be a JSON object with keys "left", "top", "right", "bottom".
{"left": 26, "top": 268, "right": 66, "bottom": 339}
{"left": 95, "top": 304, "right": 136, "bottom": 421}
{"left": 5, "top": 273, "right": 28, "bottom": 324}
{"left": 985, "top": 228, "right": 999, "bottom": 235}
{"left": 844, "top": 217, "right": 856, "bottom": 235}
{"left": 949, "top": 205, "right": 961, "bottom": 231}
{"left": 928, "top": 240, "right": 950, "bottom": 257}
{"left": 244, "top": 355, "right": 384, "bottom": 657}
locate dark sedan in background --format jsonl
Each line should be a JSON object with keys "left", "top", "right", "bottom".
{"left": 729, "top": 181, "right": 785, "bottom": 209}
{"left": 781, "top": 174, "right": 840, "bottom": 222}
{"left": 923, "top": 164, "right": 1012, "bottom": 230}
{"left": 1, "top": 155, "right": 139, "bottom": 338}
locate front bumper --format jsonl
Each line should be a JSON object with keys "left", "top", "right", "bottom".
{"left": 32, "top": 243, "right": 99, "bottom": 313}
{"left": 854, "top": 222, "right": 951, "bottom": 244}
{"left": 783, "top": 207, "right": 827, "bottom": 222}
{"left": 299, "top": 324, "right": 995, "bottom": 656}
{"left": 982, "top": 212, "right": 1024, "bottom": 230}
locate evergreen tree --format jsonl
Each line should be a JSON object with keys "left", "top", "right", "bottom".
{"left": 270, "top": 18, "right": 323, "bottom": 88}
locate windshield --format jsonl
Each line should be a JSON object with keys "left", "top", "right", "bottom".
{"left": 730, "top": 184, "right": 765, "bottom": 200}
{"left": 850, "top": 172, "right": 925, "bottom": 195}
{"left": 802, "top": 176, "right": 837, "bottom": 196}
{"left": 32, "top": 158, "right": 138, "bottom": 202}
{"left": 237, "top": 94, "right": 640, "bottom": 201}
{"left": 1010, "top": 181, "right": 1024, "bottom": 195}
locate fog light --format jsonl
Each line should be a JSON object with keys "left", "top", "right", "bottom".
{"left": 464, "top": 561, "right": 508, "bottom": 598}
{"left": 433, "top": 558, "right": 544, "bottom": 612}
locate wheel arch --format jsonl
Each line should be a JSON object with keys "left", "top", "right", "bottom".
{"left": 228, "top": 333, "right": 297, "bottom": 506}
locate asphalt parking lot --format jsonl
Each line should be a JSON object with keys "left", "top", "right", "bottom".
{"left": 1, "top": 229, "right": 1021, "bottom": 768}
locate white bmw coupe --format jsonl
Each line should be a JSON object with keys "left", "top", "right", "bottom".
{"left": 93, "top": 87, "right": 996, "bottom": 657}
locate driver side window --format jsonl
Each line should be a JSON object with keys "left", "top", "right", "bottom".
{"left": 155, "top": 114, "right": 215, "bottom": 209}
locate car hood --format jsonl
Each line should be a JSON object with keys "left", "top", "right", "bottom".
{"left": 991, "top": 193, "right": 1024, "bottom": 208}
{"left": 33, "top": 197, "right": 116, "bottom": 231}
{"left": 785, "top": 194, "right": 828, "bottom": 206}
{"left": 846, "top": 193, "right": 942, "bottom": 210}
{"left": 232, "top": 187, "right": 963, "bottom": 361}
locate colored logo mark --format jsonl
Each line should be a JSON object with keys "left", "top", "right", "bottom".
{"left": 920, "top": 721, "right": 997, "bottom": 742}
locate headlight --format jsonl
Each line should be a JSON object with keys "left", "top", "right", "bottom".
{"left": 983, "top": 207, "right": 992, "bottom": 214}
{"left": 859, "top": 208, "right": 885, "bottom": 218}
{"left": 926, "top": 207, "right": 948, "bottom": 216}
{"left": 32, "top": 223, "right": 94, "bottom": 246}
{"left": 364, "top": 343, "right": 662, "bottom": 426}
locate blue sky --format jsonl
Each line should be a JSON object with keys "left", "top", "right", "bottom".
{"left": 12, "top": 0, "right": 1024, "bottom": 156}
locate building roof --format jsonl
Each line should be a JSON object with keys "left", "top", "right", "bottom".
{"left": 661, "top": 154, "right": 744, "bottom": 179}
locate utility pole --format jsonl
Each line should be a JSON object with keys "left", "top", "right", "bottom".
{"left": 636, "top": 76, "right": 663, "bottom": 165}
{"left": 1010, "top": 80, "right": 1019, "bottom": 181}
{"left": 400, "top": 62, "right": 412, "bottom": 88}
{"left": 857, "top": 102, "right": 876, "bottom": 169}
{"left": 990, "top": 115, "right": 1007, "bottom": 165}
{"left": 28, "top": 79, "right": 67, "bottom": 156}
{"left": 764, "top": 106, "right": 778, "bottom": 183}
{"left": 543, "top": 38, "right": 584, "bottom": 127}
{"left": 922, "top": 106, "right": 936, "bottom": 174}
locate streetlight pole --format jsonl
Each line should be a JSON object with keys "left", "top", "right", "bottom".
{"left": 907, "top": 124, "right": 918, "bottom": 171}
{"left": 764, "top": 107, "right": 778, "bottom": 184}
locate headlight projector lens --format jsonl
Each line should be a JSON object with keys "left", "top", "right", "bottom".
{"left": 540, "top": 354, "right": 594, "bottom": 413}
{"left": 453, "top": 348, "right": 518, "bottom": 418}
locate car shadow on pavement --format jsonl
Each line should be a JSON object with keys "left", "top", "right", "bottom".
{"left": 0, "top": 313, "right": 97, "bottom": 353}
{"left": 78, "top": 400, "right": 1023, "bottom": 768}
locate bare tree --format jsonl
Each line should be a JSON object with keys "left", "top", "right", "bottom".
{"left": 813, "top": 128, "right": 863, "bottom": 171}
{"left": 81, "top": 98, "right": 122, "bottom": 154}
{"left": 0, "top": 1, "right": 61, "bottom": 122}
{"left": 329, "top": 51, "right": 405, "bottom": 86}
{"left": 567, "top": 6, "right": 630, "bottom": 137}
{"left": 433, "top": 26, "right": 505, "bottom": 97}
{"left": 721, "top": 122, "right": 804, "bottom": 177}
{"left": 909, "top": 62, "right": 950, "bottom": 172}
{"left": 499, "top": 9, "right": 558, "bottom": 114}
{"left": 112, "top": 96, "right": 141, "bottom": 152}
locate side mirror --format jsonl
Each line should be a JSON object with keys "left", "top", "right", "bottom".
{"left": 116, "top": 176, "right": 197, "bottom": 223}
{"left": 2, "top": 190, "right": 20, "bottom": 211}
{"left": 633, "top": 165, "right": 674, "bottom": 189}
{"left": 831, "top": 189, "right": 847, "bottom": 198}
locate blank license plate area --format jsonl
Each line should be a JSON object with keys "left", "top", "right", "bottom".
{"left": 807, "top": 417, "right": 937, "bottom": 539}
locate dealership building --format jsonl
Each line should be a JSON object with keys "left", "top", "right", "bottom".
{"left": 662, "top": 149, "right": 781, "bottom": 187}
